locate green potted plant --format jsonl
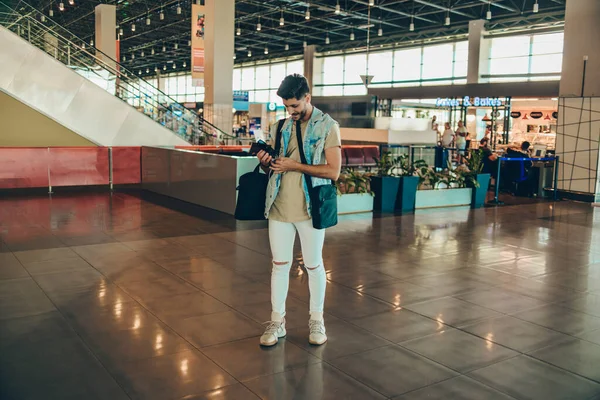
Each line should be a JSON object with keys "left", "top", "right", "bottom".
{"left": 336, "top": 171, "right": 374, "bottom": 214}
{"left": 465, "top": 148, "right": 491, "bottom": 208}
{"left": 371, "top": 152, "right": 418, "bottom": 212}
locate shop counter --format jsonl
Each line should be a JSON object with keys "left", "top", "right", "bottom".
{"left": 141, "top": 146, "right": 258, "bottom": 215}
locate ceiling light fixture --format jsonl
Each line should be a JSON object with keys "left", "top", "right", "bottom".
{"left": 335, "top": 0, "right": 341, "bottom": 14}
{"left": 369, "top": 0, "right": 374, "bottom": 6}
{"left": 533, "top": 0, "right": 539, "bottom": 13}
{"left": 280, "top": 9, "right": 284, "bottom": 26}
{"left": 173, "top": 64, "right": 176, "bottom": 69}
{"left": 177, "top": 4, "right": 181, "bottom": 15}
{"left": 264, "top": 47, "right": 268, "bottom": 54}
{"left": 303, "top": 40, "right": 307, "bottom": 48}
{"left": 146, "top": 15, "right": 151, "bottom": 25}
{"left": 183, "top": 61, "right": 186, "bottom": 67}
{"left": 41, "top": 15, "right": 46, "bottom": 22}
{"left": 233, "top": 54, "right": 236, "bottom": 59}
{"left": 248, "top": 50, "right": 252, "bottom": 57}
{"left": 486, "top": 0, "right": 492, "bottom": 19}
{"left": 305, "top": 4, "right": 310, "bottom": 20}
{"left": 151, "top": 48, "right": 155, "bottom": 55}
{"left": 236, "top": 26, "right": 241, "bottom": 36}
{"left": 49, "top": 9, "right": 54, "bottom": 17}
{"left": 187, "top": 40, "right": 191, "bottom": 46}
{"left": 163, "top": 65, "right": 167, "bottom": 70}
{"left": 325, "top": 34, "right": 330, "bottom": 44}
{"left": 285, "top": 43, "right": 289, "bottom": 50}
{"left": 162, "top": 44, "right": 166, "bottom": 52}
{"left": 350, "top": 28, "right": 355, "bottom": 41}
{"left": 68, "top": 0, "right": 74, "bottom": 5}
{"left": 445, "top": 13, "right": 450, "bottom": 26}
{"left": 141, "top": 50, "right": 145, "bottom": 57}
{"left": 160, "top": 9, "right": 164, "bottom": 20}
{"left": 131, "top": 23, "right": 136, "bottom": 32}
{"left": 131, "top": 53, "right": 135, "bottom": 59}
{"left": 410, "top": 15, "right": 415, "bottom": 31}
{"left": 90, "top": 39, "right": 94, "bottom": 46}
{"left": 119, "top": 28, "right": 123, "bottom": 36}
{"left": 146, "top": 68, "right": 149, "bottom": 73}
{"left": 257, "top": 16, "right": 261, "bottom": 31}
{"left": 122, "top": 55, "right": 126, "bottom": 61}
{"left": 59, "top": 2, "right": 64, "bottom": 11}
{"left": 139, "top": 70, "right": 142, "bottom": 75}
{"left": 174, "top": 43, "right": 178, "bottom": 49}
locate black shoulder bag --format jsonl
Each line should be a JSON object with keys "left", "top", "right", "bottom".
{"left": 295, "top": 120, "right": 338, "bottom": 230}
{"left": 234, "top": 119, "right": 285, "bottom": 220}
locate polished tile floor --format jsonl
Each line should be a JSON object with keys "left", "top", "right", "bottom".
{"left": 1, "top": 191, "right": 600, "bottom": 400}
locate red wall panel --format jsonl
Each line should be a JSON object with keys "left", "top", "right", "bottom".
{"left": 48, "top": 148, "right": 110, "bottom": 187}
{"left": 0, "top": 148, "right": 50, "bottom": 189}
{"left": 112, "top": 147, "right": 141, "bottom": 184}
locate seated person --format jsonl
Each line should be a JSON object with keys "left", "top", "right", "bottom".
{"left": 504, "top": 141, "right": 535, "bottom": 196}
{"left": 479, "top": 138, "right": 498, "bottom": 175}
{"left": 505, "top": 141, "right": 533, "bottom": 170}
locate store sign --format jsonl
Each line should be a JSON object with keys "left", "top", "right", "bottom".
{"left": 233, "top": 90, "right": 249, "bottom": 102}
{"left": 191, "top": 4, "right": 206, "bottom": 87}
{"left": 510, "top": 111, "right": 522, "bottom": 118}
{"left": 435, "top": 96, "right": 503, "bottom": 107}
{"left": 267, "top": 102, "right": 277, "bottom": 112}
{"left": 530, "top": 111, "right": 543, "bottom": 119}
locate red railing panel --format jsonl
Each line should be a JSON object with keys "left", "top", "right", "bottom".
{"left": 112, "top": 147, "right": 141, "bottom": 184}
{"left": 48, "top": 147, "right": 110, "bottom": 187}
{"left": 0, "top": 148, "right": 50, "bottom": 189}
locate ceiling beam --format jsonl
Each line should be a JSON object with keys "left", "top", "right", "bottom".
{"left": 413, "top": 0, "right": 477, "bottom": 19}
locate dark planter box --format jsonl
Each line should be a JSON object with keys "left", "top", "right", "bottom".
{"left": 371, "top": 176, "right": 400, "bottom": 212}
{"left": 371, "top": 175, "right": 418, "bottom": 213}
{"left": 397, "top": 175, "right": 419, "bottom": 212}
{"left": 470, "top": 173, "right": 491, "bottom": 208}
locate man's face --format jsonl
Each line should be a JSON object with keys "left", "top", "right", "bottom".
{"left": 282, "top": 95, "right": 311, "bottom": 121}
{"left": 458, "top": 121, "right": 464, "bottom": 128}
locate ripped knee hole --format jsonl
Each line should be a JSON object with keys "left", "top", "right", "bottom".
{"left": 273, "top": 261, "right": 289, "bottom": 266}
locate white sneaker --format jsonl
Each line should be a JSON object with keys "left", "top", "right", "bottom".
{"left": 308, "top": 320, "right": 327, "bottom": 345}
{"left": 260, "top": 318, "right": 286, "bottom": 347}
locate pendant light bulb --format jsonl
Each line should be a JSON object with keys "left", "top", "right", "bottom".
{"left": 151, "top": 48, "right": 155, "bottom": 55}
{"left": 173, "top": 64, "right": 176, "bottom": 69}
{"left": 141, "top": 50, "right": 144, "bottom": 57}
{"left": 122, "top": 55, "right": 126, "bottom": 61}
{"left": 445, "top": 15, "right": 450, "bottom": 26}
{"left": 264, "top": 47, "right": 268, "bottom": 55}
{"left": 119, "top": 28, "right": 123, "bottom": 36}
{"left": 303, "top": 40, "right": 307, "bottom": 48}
{"left": 82, "top": 43, "right": 86, "bottom": 49}
{"left": 59, "top": 2, "right": 65, "bottom": 11}
{"left": 131, "top": 23, "right": 136, "bottom": 32}
{"left": 183, "top": 61, "right": 186, "bottom": 67}
{"left": 486, "top": 9, "right": 492, "bottom": 20}
{"left": 335, "top": 2, "right": 341, "bottom": 14}
{"left": 233, "top": 54, "right": 236, "bottom": 59}
{"left": 533, "top": 1, "right": 539, "bottom": 13}
{"left": 49, "top": 9, "right": 54, "bottom": 17}
{"left": 68, "top": 0, "right": 74, "bottom": 5}
{"left": 369, "top": 0, "right": 374, "bottom": 6}
{"left": 350, "top": 31, "right": 355, "bottom": 41}
{"left": 256, "top": 22, "right": 261, "bottom": 31}
{"left": 146, "top": 16, "right": 151, "bottom": 25}
{"left": 248, "top": 50, "right": 252, "bottom": 57}
{"left": 284, "top": 43, "right": 289, "bottom": 51}
{"left": 163, "top": 65, "right": 167, "bottom": 70}
{"left": 131, "top": 53, "right": 135, "bottom": 59}
{"left": 90, "top": 39, "right": 94, "bottom": 46}
{"left": 174, "top": 43, "right": 178, "bottom": 49}
{"left": 162, "top": 45, "right": 166, "bottom": 52}
{"left": 378, "top": 27, "right": 382, "bottom": 36}
{"left": 177, "top": 5, "right": 181, "bottom": 15}
{"left": 236, "top": 27, "right": 241, "bottom": 36}
{"left": 146, "top": 68, "right": 149, "bottom": 73}
{"left": 325, "top": 35, "right": 330, "bottom": 44}
{"left": 41, "top": 15, "right": 46, "bottom": 22}
{"left": 409, "top": 20, "right": 415, "bottom": 31}
{"left": 305, "top": 8, "right": 310, "bottom": 20}
{"left": 160, "top": 10, "right": 164, "bottom": 20}
{"left": 280, "top": 17, "right": 284, "bottom": 26}
{"left": 138, "top": 70, "right": 142, "bottom": 75}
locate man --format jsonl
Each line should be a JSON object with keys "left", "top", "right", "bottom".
{"left": 441, "top": 122, "right": 455, "bottom": 148}
{"left": 455, "top": 120, "right": 468, "bottom": 162}
{"left": 479, "top": 137, "right": 498, "bottom": 175}
{"left": 255, "top": 74, "right": 342, "bottom": 347}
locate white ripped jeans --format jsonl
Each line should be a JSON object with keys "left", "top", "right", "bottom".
{"left": 268, "top": 219, "right": 326, "bottom": 322}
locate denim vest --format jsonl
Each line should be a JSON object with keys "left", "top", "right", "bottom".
{"left": 264, "top": 107, "right": 337, "bottom": 219}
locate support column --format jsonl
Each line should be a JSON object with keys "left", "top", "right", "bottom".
{"left": 304, "top": 45, "right": 316, "bottom": 92}
{"left": 94, "top": 5, "right": 117, "bottom": 70}
{"left": 467, "top": 20, "right": 490, "bottom": 84}
{"left": 556, "top": 0, "right": 600, "bottom": 199}
{"left": 203, "top": 0, "right": 235, "bottom": 136}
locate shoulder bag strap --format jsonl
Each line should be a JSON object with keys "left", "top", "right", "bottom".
{"left": 295, "top": 120, "right": 335, "bottom": 186}
{"left": 274, "top": 119, "right": 285, "bottom": 155}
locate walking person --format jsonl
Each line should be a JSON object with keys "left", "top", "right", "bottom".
{"left": 255, "top": 74, "right": 342, "bottom": 347}
{"left": 455, "top": 120, "right": 468, "bottom": 163}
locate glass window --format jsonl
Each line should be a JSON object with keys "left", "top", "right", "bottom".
{"left": 322, "top": 85, "right": 344, "bottom": 96}
{"left": 453, "top": 41, "right": 468, "bottom": 78}
{"left": 490, "top": 56, "right": 529, "bottom": 75}
{"left": 422, "top": 43, "right": 453, "bottom": 80}
{"left": 344, "top": 53, "right": 367, "bottom": 84}
{"left": 254, "top": 65, "right": 270, "bottom": 89}
{"left": 368, "top": 51, "right": 393, "bottom": 83}
{"left": 241, "top": 67, "right": 255, "bottom": 90}
{"left": 393, "top": 48, "right": 421, "bottom": 82}
{"left": 286, "top": 60, "right": 303, "bottom": 75}
{"left": 270, "top": 63, "right": 286, "bottom": 89}
{"left": 532, "top": 32, "right": 563, "bottom": 55}
{"left": 254, "top": 90, "right": 269, "bottom": 103}
{"left": 343, "top": 85, "right": 367, "bottom": 96}
{"left": 530, "top": 54, "right": 563, "bottom": 74}
{"left": 232, "top": 68, "right": 241, "bottom": 90}
{"left": 177, "top": 75, "right": 186, "bottom": 94}
{"left": 323, "top": 56, "right": 344, "bottom": 85}
{"left": 490, "top": 35, "right": 530, "bottom": 58}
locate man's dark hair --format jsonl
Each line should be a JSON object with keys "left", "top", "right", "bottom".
{"left": 277, "top": 74, "right": 310, "bottom": 100}
{"left": 521, "top": 141, "right": 531, "bottom": 151}
{"left": 480, "top": 138, "right": 489, "bottom": 146}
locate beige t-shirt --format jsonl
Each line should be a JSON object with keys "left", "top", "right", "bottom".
{"left": 269, "top": 120, "right": 341, "bottom": 223}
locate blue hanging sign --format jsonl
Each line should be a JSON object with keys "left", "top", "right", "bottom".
{"left": 233, "top": 90, "right": 249, "bottom": 102}
{"left": 435, "top": 96, "right": 503, "bottom": 107}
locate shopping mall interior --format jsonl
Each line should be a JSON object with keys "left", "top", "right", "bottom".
{"left": 1, "top": 0, "right": 600, "bottom": 399}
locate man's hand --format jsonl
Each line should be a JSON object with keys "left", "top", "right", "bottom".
{"left": 270, "top": 157, "right": 299, "bottom": 174}
{"left": 256, "top": 150, "right": 273, "bottom": 167}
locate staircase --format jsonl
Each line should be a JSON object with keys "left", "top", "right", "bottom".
{"left": 0, "top": 2, "right": 235, "bottom": 146}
